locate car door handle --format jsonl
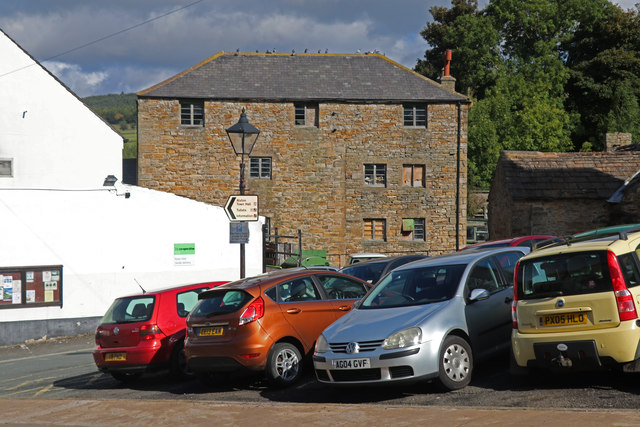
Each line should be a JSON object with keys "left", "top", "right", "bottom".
{"left": 286, "top": 308, "right": 301, "bottom": 314}
{"left": 338, "top": 305, "right": 351, "bottom": 311}
{"left": 504, "top": 296, "right": 513, "bottom": 304}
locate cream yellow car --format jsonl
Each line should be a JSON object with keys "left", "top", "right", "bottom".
{"left": 511, "top": 228, "right": 640, "bottom": 373}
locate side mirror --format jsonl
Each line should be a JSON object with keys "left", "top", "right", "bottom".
{"left": 468, "top": 288, "right": 490, "bottom": 302}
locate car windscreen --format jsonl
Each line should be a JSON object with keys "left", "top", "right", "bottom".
{"left": 359, "top": 264, "right": 465, "bottom": 309}
{"left": 517, "top": 251, "right": 612, "bottom": 299}
{"left": 100, "top": 296, "right": 155, "bottom": 324}
{"left": 190, "top": 290, "right": 253, "bottom": 317}
{"left": 340, "top": 262, "right": 387, "bottom": 284}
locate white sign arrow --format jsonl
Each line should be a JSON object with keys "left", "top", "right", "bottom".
{"left": 225, "top": 195, "right": 259, "bottom": 222}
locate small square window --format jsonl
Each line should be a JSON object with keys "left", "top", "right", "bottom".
{"left": 294, "top": 103, "right": 319, "bottom": 127}
{"left": 180, "top": 100, "right": 204, "bottom": 126}
{"left": 403, "top": 165, "right": 425, "bottom": 187}
{"left": 0, "top": 159, "right": 12, "bottom": 177}
{"left": 404, "top": 105, "right": 427, "bottom": 127}
{"left": 364, "top": 219, "right": 386, "bottom": 241}
{"left": 364, "top": 164, "right": 386, "bottom": 187}
{"left": 402, "top": 218, "right": 425, "bottom": 241}
{"left": 250, "top": 157, "right": 272, "bottom": 179}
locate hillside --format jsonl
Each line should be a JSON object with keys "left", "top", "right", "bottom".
{"left": 83, "top": 93, "right": 137, "bottom": 159}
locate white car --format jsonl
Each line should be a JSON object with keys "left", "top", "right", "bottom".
{"left": 314, "top": 247, "right": 528, "bottom": 390}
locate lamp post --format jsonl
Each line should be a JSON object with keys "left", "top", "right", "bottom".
{"left": 226, "top": 108, "right": 260, "bottom": 278}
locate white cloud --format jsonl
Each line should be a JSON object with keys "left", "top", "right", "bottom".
{"left": 42, "top": 61, "right": 108, "bottom": 97}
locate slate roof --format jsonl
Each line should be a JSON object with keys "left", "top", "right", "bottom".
{"left": 138, "top": 52, "right": 467, "bottom": 103}
{"left": 497, "top": 151, "right": 640, "bottom": 200}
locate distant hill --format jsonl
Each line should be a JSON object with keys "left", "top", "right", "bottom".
{"left": 84, "top": 93, "right": 137, "bottom": 159}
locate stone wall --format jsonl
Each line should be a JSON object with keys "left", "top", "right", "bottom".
{"left": 138, "top": 99, "right": 467, "bottom": 266}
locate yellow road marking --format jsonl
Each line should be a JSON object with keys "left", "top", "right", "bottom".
{"left": 33, "top": 384, "right": 53, "bottom": 397}
{"left": 3, "top": 377, "right": 56, "bottom": 391}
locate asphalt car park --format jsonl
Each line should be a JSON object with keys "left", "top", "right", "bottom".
{"left": 4, "top": 332, "right": 640, "bottom": 413}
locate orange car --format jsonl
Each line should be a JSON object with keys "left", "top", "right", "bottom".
{"left": 184, "top": 269, "right": 371, "bottom": 387}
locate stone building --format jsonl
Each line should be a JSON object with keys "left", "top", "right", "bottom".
{"left": 137, "top": 52, "right": 469, "bottom": 266}
{"left": 488, "top": 133, "right": 640, "bottom": 238}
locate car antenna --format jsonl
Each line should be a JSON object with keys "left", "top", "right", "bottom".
{"left": 134, "top": 278, "right": 147, "bottom": 294}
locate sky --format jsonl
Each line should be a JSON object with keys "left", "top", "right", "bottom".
{"left": 0, "top": 0, "right": 638, "bottom": 97}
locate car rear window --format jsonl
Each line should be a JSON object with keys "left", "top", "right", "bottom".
{"left": 517, "top": 251, "right": 612, "bottom": 299}
{"left": 341, "top": 262, "right": 387, "bottom": 284}
{"left": 100, "top": 296, "right": 155, "bottom": 324}
{"left": 190, "top": 290, "right": 253, "bottom": 317}
{"left": 360, "top": 264, "right": 465, "bottom": 309}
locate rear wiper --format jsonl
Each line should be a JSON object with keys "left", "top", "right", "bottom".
{"left": 532, "top": 290, "right": 563, "bottom": 298}
{"left": 205, "top": 311, "right": 228, "bottom": 317}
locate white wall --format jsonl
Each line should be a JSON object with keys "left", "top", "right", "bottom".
{"left": 0, "top": 186, "right": 264, "bottom": 323}
{"left": 0, "top": 30, "right": 123, "bottom": 189}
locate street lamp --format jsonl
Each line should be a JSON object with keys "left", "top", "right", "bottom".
{"left": 226, "top": 107, "right": 260, "bottom": 278}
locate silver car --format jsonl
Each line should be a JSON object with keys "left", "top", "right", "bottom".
{"left": 313, "top": 247, "right": 528, "bottom": 390}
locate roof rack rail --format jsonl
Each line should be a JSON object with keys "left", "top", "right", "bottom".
{"left": 534, "top": 227, "right": 640, "bottom": 250}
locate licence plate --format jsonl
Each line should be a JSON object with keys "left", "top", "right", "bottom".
{"left": 198, "top": 326, "right": 224, "bottom": 337}
{"left": 332, "top": 358, "right": 371, "bottom": 370}
{"left": 105, "top": 352, "right": 126, "bottom": 362}
{"left": 539, "top": 312, "right": 588, "bottom": 327}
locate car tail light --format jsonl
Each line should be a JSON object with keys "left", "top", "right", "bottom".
{"left": 239, "top": 297, "right": 264, "bottom": 326}
{"left": 140, "top": 324, "right": 163, "bottom": 340}
{"left": 512, "top": 261, "right": 520, "bottom": 329}
{"left": 607, "top": 251, "right": 638, "bottom": 322}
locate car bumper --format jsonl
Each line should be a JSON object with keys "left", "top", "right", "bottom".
{"left": 93, "top": 340, "right": 168, "bottom": 372}
{"left": 184, "top": 335, "right": 274, "bottom": 373}
{"left": 512, "top": 320, "right": 640, "bottom": 369}
{"left": 312, "top": 341, "right": 439, "bottom": 385}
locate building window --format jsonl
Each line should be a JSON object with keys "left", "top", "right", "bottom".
{"left": 294, "top": 103, "right": 319, "bottom": 127}
{"left": 250, "top": 157, "right": 272, "bottom": 179}
{"left": 403, "top": 104, "right": 427, "bottom": 127}
{"left": 402, "top": 218, "right": 425, "bottom": 241}
{"left": 364, "top": 164, "right": 386, "bottom": 187}
{"left": 364, "top": 219, "right": 386, "bottom": 241}
{"left": 180, "top": 100, "right": 204, "bottom": 126}
{"left": 403, "top": 164, "right": 425, "bottom": 187}
{"left": 0, "top": 159, "right": 12, "bottom": 177}
{"left": 0, "top": 265, "right": 63, "bottom": 309}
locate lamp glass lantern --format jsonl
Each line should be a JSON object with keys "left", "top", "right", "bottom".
{"left": 225, "top": 108, "right": 260, "bottom": 195}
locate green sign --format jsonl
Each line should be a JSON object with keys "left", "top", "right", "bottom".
{"left": 174, "top": 243, "right": 195, "bottom": 255}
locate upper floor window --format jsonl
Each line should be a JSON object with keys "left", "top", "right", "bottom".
{"left": 364, "top": 164, "right": 386, "bottom": 187}
{"left": 402, "top": 218, "right": 426, "bottom": 241}
{"left": 0, "top": 159, "right": 12, "bottom": 177}
{"left": 364, "top": 218, "right": 386, "bottom": 241}
{"left": 404, "top": 104, "right": 427, "bottom": 127}
{"left": 294, "top": 103, "right": 319, "bottom": 127}
{"left": 403, "top": 164, "right": 425, "bottom": 187}
{"left": 180, "top": 100, "right": 204, "bottom": 126}
{"left": 250, "top": 157, "right": 272, "bottom": 179}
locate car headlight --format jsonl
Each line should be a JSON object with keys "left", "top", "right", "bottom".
{"left": 382, "top": 327, "right": 422, "bottom": 350}
{"left": 315, "top": 334, "right": 329, "bottom": 354}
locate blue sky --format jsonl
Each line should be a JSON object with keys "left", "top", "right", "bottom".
{"left": 0, "top": 0, "right": 637, "bottom": 97}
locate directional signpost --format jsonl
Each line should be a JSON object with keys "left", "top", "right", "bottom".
{"left": 225, "top": 195, "right": 259, "bottom": 222}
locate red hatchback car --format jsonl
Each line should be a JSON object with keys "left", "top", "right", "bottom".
{"left": 93, "top": 281, "right": 226, "bottom": 381}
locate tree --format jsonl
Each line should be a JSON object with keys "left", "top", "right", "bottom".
{"left": 416, "top": 0, "right": 500, "bottom": 98}
{"left": 564, "top": 2, "right": 640, "bottom": 149}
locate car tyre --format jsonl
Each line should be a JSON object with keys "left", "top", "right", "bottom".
{"left": 437, "top": 335, "right": 472, "bottom": 391}
{"left": 266, "top": 342, "right": 302, "bottom": 387}
{"left": 169, "top": 340, "right": 192, "bottom": 379}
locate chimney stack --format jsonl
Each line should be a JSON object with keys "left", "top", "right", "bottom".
{"left": 440, "top": 49, "right": 456, "bottom": 93}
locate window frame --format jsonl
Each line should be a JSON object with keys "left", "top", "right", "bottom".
{"left": 364, "top": 164, "right": 387, "bottom": 187}
{"left": 180, "top": 99, "right": 204, "bottom": 127}
{"left": 249, "top": 157, "right": 272, "bottom": 179}
{"left": 403, "top": 164, "right": 425, "bottom": 187}
{"left": 0, "top": 159, "right": 13, "bottom": 177}
{"left": 294, "top": 102, "right": 319, "bottom": 127}
{"left": 364, "top": 218, "right": 386, "bottom": 241}
{"left": 403, "top": 104, "right": 427, "bottom": 127}
{"left": 402, "top": 218, "right": 426, "bottom": 241}
{"left": 0, "top": 265, "right": 63, "bottom": 309}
